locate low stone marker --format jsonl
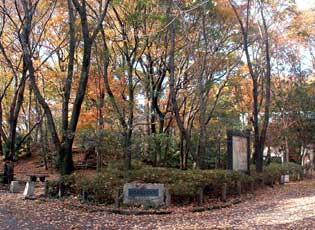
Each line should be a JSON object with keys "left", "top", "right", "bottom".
{"left": 10, "top": 181, "right": 20, "bottom": 193}
{"left": 123, "top": 183, "right": 165, "bottom": 207}
{"left": 280, "top": 174, "right": 289, "bottom": 184}
{"left": 23, "top": 181, "right": 35, "bottom": 198}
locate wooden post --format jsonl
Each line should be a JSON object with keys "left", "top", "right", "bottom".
{"left": 221, "top": 183, "right": 227, "bottom": 202}
{"left": 58, "top": 182, "right": 64, "bottom": 198}
{"left": 44, "top": 181, "right": 49, "bottom": 197}
{"left": 250, "top": 181, "right": 255, "bottom": 193}
{"left": 82, "top": 190, "right": 88, "bottom": 202}
{"left": 197, "top": 187, "right": 204, "bottom": 206}
{"left": 58, "top": 186, "right": 62, "bottom": 198}
{"left": 236, "top": 181, "right": 241, "bottom": 196}
{"left": 165, "top": 187, "right": 171, "bottom": 207}
{"left": 114, "top": 188, "right": 121, "bottom": 208}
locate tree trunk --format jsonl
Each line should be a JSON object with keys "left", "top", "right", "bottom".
{"left": 179, "top": 134, "right": 189, "bottom": 170}
{"left": 26, "top": 86, "right": 32, "bottom": 157}
{"left": 3, "top": 161, "right": 14, "bottom": 184}
{"left": 0, "top": 102, "right": 3, "bottom": 156}
{"left": 96, "top": 77, "right": 105, "bottom": 172}
{"left": 230, "top": 0, "right": 271, "bottom": 173}
{"left": 144, "top": 84, "right": 151, "bottom": 162}
{"left": 6, "top": 74, "right": 27, "bottom": 160}
{"left": 59, "top": 141, "right": 74, "bottom": 175}
{"left": 196, "top": 8, "right": 209, "bottom": 170}
{"left": 284, "top": 135, "right": 289, "bottom": 163}
{"left": 168, "top": 0, "right": 191, "bottom": 170}
{"left": 253, "top": 78, "right": 263, "bottom": 172}
{"left": 96, "top": 148, "right": 102, "bottom": 172}
{"left": 123, "top": 130, "right": 132, "bottom": 174}
{"left": 39, "top": 119, "right": 49, "bottom": 170}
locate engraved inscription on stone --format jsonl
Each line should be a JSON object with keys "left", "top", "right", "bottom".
{"left": 123, "top": 183, "right": 165, "bottom": 206}
{"left": 128, "top": 188, "right": 159, "bottom": 198}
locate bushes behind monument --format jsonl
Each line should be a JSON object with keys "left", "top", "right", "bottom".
{"left": 46, "top": 162, "right": 302, "bottom": 204}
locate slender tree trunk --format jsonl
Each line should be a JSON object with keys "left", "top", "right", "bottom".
{"left": 26, "top": 85, "right": 32, "bottom": 157}
{"left": 196, "top": 11, "right": 208, "bottom": 170}
{"left": 144, "top": 84, "right": 151, "bottom": 162}
{"left": 180, "top": 134, "right": 184, "bottom": 169}
{"left": 20, "top": 0, "right": 61, "bottom": 158}
{"left": 39, "top": 118, "right": 49, "bottom": 170}
{"left": 252, "top": 77, "right": 263, "bottom": 172}
{"left": 63, "top": 41, "right": 93, "bottom": 174}
{"left": 164, "top": 133, "right": 169, "bottom": 163}
{"left": 230, "top": 0, "right": 271, "bottom": 173}
{"left": 102, "top": 58, "right": 131, "bottom": 172}
{"left": 257, "top": 0, "right": 271, "bottom": 172}
{"left": 153, "top": 88, "right": 166, "bottom": 166}
{"left": 168, "top": 0, "right": 191, "bottom": 170}
{"left": 197, "top": 102, "right": 206, "bottom": 169}
{"left": 284, "top": 135, "right": 289, "bottom": 163}
{"left": 58, "top": 0, "right": 110, "bottom": 174}
{"left": 123, "top": 130, "right": 132, "bottom": 172}
{"left": 61, "top": 0, "right": 76, "bottom": 139}
{"left": 155, "top": 115, "right": 165, "bottom": 164}
{"left": 7, "top": 73, "right": 27, "bottom": 160}
{"left": 95, "top": 68, "right": 105, "bottom": 172}
{"left": 0, "top": 102, "right": 3, "bottom": 156}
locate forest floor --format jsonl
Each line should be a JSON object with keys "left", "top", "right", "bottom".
{"left": 1, "top": 179, "right": 315, "bottom": 229}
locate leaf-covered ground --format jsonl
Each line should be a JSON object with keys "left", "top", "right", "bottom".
{"left": 1, "top": 180, "right": 315, "bottom": 229}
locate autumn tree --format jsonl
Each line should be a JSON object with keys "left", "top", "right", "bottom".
{"left": 16, "top": 0, "right": 111, "bottom": 175}
{"left": 230, "top": 0, "right": 272, "bottom": 172}
{"left": 0, "top": 0, "right": 57, "bottom": 162}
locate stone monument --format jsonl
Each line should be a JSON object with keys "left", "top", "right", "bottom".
{"left": 227, "top": 130, "right": 250, "bottom": 174}
{"left": 123, "top": 183, "right": 166, "bottom": 207}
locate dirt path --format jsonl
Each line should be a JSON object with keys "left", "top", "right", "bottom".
{"left": 1, "top": 180, "right": 315, "bottom": 230}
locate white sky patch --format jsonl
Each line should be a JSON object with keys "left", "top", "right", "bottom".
{"left": 296, "top": 0, "right": 315, "bottom": 11}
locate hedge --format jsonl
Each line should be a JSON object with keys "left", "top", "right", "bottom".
{"left": 47, "top": 162, "right": 302, "bottom": 204}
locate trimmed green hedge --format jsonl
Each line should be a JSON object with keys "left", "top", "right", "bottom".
{"left": 251, "top": 162, "right": 303, "bottom": 185}
{"left": 47, "top": 162, "right": 302, "bottom": 204}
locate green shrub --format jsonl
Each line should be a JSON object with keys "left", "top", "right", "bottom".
{"left": 72, "top": 171, "right": 124, "bottom": 203}
{"left": 125, "top": 167, "right": 251, "bottom": 198}
{"left": 63, "top": 162, "right": 302, "bottom": 204}
{"left": 251, "top": 162, "right": 302, "bottom": 185}
{"left": 45, "top": 175, "right": 76, "bottom": 198}
{"left": 281, "top": 162, "right": 302, "bottom": 180}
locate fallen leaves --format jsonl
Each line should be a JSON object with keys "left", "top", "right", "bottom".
{"left": 1, "top": 180, "right": 315, "bottom": 229}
